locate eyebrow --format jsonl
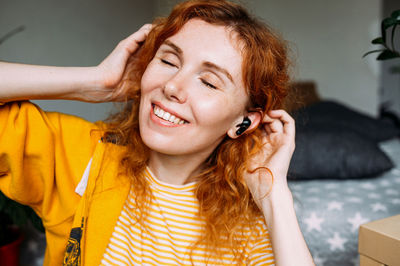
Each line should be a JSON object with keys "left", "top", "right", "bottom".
{"left": 202, "top": 61, "right": 234, "bottom": 84}
{"left": 162, "top": 40, "right": 235, "bottom": 84}
{"left": 164, "top": 40, "right": 183, "bottom": 55}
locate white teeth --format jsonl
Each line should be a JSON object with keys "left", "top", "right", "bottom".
{"left": 154, "top": 107, "right": 160, "bottom": 116}
{"left": 163, "top": 112, "right": 170, "bottom": 120}
{"left": 153, "top": 105, "right": 186, "bottom": 125}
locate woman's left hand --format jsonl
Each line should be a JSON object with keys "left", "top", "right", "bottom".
{"left": 244, "top": 109, "right": 296, "bottom": 208}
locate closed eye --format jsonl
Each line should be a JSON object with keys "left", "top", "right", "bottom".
{"left": 201, "top": 79, "right": 217, "bottom": 89}
{"left": 161, "top": 59, "right": 176, "bottom": 67}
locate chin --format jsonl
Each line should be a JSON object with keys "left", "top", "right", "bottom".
{"left": 141, "top": 136, "right": 190, "bottom": 156}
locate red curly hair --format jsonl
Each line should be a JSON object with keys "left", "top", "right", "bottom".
{"left": 105, "top": 0, "right": 289, "bottom": 263}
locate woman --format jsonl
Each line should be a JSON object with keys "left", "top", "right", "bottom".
{"left": 0, "top": 0, "right": 314, "bottom": 265}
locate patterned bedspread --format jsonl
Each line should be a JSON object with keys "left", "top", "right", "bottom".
{"left": 289, "top": 137, "right": 400, "bottom": 266}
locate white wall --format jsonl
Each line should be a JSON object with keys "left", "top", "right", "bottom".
{"left": 0, "top": 0, "right": 154, "bottom": 121}
{"left": 246, "top": 0, "right": 382, "bottom": 116}
{"left": 153, "top": 0, "right": 182, "bottom": 16}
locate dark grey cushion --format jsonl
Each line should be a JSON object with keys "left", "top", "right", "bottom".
{"left": 288, "top": 124, "right": 394, "bottom": 180}
{"left": 293, "top": 100, "right": 400, "bottom": 142}
{"left": 288, "top": 101, "right": 398, "bottom": 180}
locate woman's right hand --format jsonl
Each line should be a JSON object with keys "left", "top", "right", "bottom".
{"left": 89, "top": 24, "right": 152, "bottom": 102}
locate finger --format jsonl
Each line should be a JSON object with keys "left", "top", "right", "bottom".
{"left": 264, "top": 123, "right": 272, "bottom": 135}
{"left": 262, "top": 113, "right": 283, "bottom": 135}
{"left": 266, "top": 119, "right": 283, "bottom": 133}
{"left": 126, "top": 24, "right": 153, "bottom": 41}
{"left": 269, "top": 110, "right": 295, "bottom": 136}
{"left": 262, "top": 113, "right": 274, "bottom": 124}
{"left": 268, "top": 109, "right": 295, "bottom": 135}
{"left": 124, "top": 24, "right": 153, "bottom": 53}
{"left": 262, "top": 112, "right": 285, "bottom": 131}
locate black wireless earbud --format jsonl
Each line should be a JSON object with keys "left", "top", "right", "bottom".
{"left": 236, "top": 117, "right": 251, "bottom": 136}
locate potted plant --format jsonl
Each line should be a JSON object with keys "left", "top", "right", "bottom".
{"left": 364, "top": 9, "right": 400, "bottom": 126}
{"left": 0, "top": 25, "right": 45, "bottom": 266}
{"left": 363, "top": 9, "right": 400, "bottom": 61}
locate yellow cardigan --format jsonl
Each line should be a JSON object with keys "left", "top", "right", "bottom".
{"left": 0, "top": 101, "right": 131, "bottom": 265}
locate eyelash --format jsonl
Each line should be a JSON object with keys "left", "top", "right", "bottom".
{"left": 161, "top": 59, "right": 176, "bottom": 67}
{"left": 201, "top": 79, "right": 217, "bottom": 89}
{"left": 161, "top": 59, "right": 217, "bottom": 89}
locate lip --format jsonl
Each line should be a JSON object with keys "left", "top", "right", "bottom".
{"left": 153, "top": 101, "right": 188, "bottom": 121}
{"left": 150, "top": 102, "right": 189, "bottom": 127}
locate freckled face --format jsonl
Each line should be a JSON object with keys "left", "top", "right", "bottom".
{"left": 139, "top": 19, "right": 248, "bottom": 157}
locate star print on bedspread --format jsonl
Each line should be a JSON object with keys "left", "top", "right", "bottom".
{"left": 288, "top": 138, "right": 400, "bottom": 266}
{"left": 327, "top": 232, "right": 347, "bottom": 251}
{"left": 347, "top": 212, "right": 369, "bottom": 232}
{"left": 327, "top": 201, "right": 343, "bottom": 211}
{"left": 304, "top": 212, "right": 324, "bottom": 232}
{"left": 370, "top": 202, "right": 387, "bottom": 212}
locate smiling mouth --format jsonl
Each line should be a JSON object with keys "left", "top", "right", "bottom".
{"left": 152, "top": 104, "right": 188, "bottom": 125}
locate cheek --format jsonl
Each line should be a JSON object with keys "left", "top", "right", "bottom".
{"left": 141, "top": 61, "right": 176, "bottom": 95}
{"left": 193, "top": 95, "right": 239, "bottom": 128}
{"left": 140, "top": 64, "right": 155, "bottom": 94}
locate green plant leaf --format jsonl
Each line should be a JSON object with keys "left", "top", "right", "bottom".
{"left": 377, "top": 50, "right": 400, "bottom": 60}
{"left": 382, "top": 21, "right": 387, "bottom": 43}
{"left": 363, "top": 49, "right": 385, "bottom": 58}
{"left": 383, "top": 17, "right": 398, "bottom": 30}
{"left": 382, "top": 17, "right": 397, "bottom": 42}
{"left": 391, "top": 10, "right": 400, "bottom": 19}
{"left": 391, "top": 24, "right": 398, "bottom": 51}
{"left": 371, "top": 37, "right": 384, "bottom": 45}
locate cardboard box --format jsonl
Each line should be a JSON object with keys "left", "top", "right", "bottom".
{"left": 359, "top": 215, "right": 400, "bottom": 266}
{"left": 360, "top": 254, "right": 385, "bottom": 266}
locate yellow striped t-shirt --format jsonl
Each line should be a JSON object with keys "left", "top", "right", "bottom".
{"left": 100, "top": 168, "right": 274, "bottom": 265}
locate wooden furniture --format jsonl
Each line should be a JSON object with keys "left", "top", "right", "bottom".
{"left": 284, "top": 81, "right": 321, "bottom": 113}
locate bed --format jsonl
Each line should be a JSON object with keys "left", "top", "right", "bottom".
{"left": 289, "top": 138, "right": 400, "bottom": 265}
{"left": 286, "top": 82, "right": 400, "bottom": 266}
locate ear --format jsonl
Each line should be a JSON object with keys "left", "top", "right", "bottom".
{"left": 227, "top": 111, "right": 262, "bottom": 139}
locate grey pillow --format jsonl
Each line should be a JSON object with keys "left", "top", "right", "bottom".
{"left": 288, "top": 123, "right": 394, "bottom": 180}
{"left": 293, "top": 101, "right": 400, "bottom": 142}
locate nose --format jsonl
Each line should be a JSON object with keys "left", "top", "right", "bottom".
{"left": 163, "top": 72, "right": 187, "bottom": 103}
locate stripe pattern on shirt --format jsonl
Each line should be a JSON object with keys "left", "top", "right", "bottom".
{"left": 100, "top": 168, "right": 274, "bottom": 265}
